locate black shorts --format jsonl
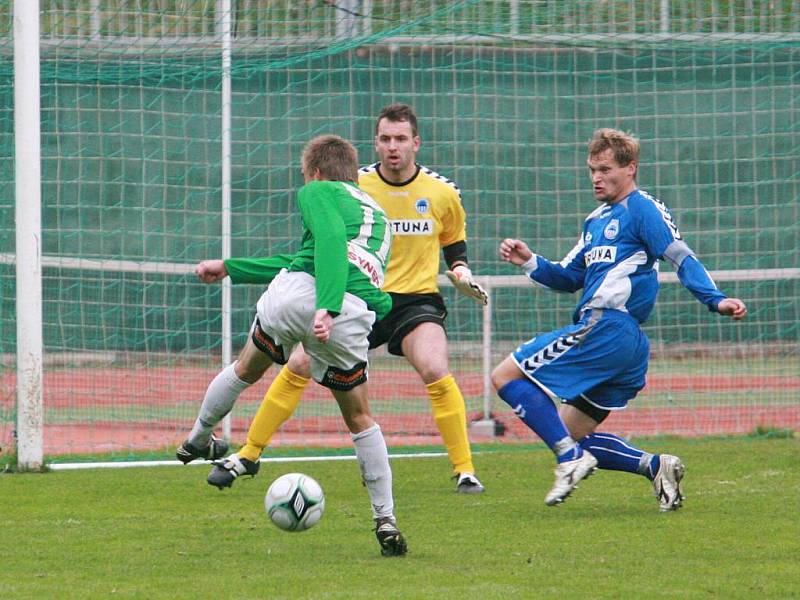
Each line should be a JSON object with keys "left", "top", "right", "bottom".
{"left": 565, "top": 395, "right": 611, "bottom": 425}
{"left": 368, "top": 292, "right": 447, "bottom": 356}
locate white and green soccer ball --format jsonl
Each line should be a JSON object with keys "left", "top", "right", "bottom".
{"left": 264, "top": 472, "right": 325, "bottom": 532}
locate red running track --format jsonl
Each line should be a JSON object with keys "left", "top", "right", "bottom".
{"left": 0, "top": 368, "right": 797, "bottom": 456}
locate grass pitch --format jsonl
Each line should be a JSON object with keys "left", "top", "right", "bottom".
{"left": 1, "top": 436, "right": 798, "bottom": 599}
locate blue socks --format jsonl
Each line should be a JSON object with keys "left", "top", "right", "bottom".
{"left": 498, "top": 379, "right": 661, "bottom": 477}
{"left": 498, "top": 379, "right": 581, "bottom": 463}
{"left": 579, "top": 432, "right": 659, "bottom": 478}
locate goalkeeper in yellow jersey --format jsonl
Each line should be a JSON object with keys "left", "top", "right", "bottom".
{"left": 204, "top": 103, "right": 487, "bottom": 493}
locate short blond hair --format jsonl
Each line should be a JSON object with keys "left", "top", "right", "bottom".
{"left": 588, "top": 128, "right": 640, "bottom": 167}
{"left": 301, "top": 135, "right": 359, "bottom": 182}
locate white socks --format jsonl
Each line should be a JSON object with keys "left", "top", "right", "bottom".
{"left": 351, "top": 423, "right": 394, "bottom": 520}
{"left": 188, "top": 363, "right": 250, "bottom": 447}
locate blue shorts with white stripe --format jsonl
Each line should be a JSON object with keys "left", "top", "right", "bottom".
{"left": 511, "top": 308, "right": 649, "bottom": 410}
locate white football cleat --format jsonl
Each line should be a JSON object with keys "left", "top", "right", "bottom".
{"left": 456, "top": 472, "right": 485, "bottom": 494}
{"left": 544, "top": 451, "right": 598, "bottom": 506}
{"left": 652, "top": 454, "right": 685, "bottom": 511}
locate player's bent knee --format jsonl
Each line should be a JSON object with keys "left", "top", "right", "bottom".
{"left": 419, "top": 364, "right": 449, "bottom": 385}
{"left": 491, "top": 358, "right": 520, "bottom": 392}
{"left": 286, "top": 350, "right": 312, "bottom": 378}
{"left": 345, "top": 413, "right": 375, "bottom": 435}
{"left": 233, "top": 360, "right": 268, "bottom": 384}
{"left": 490, "top": 370, "right": 506, "bottom": 392}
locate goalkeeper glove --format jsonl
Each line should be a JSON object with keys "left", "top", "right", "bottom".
{"left": 445, "top": 265, "right": 488, "bottom": 305}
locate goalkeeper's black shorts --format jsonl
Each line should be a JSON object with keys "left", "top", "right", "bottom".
{"left": 368, "top": 292, "right": 447, "bottom": 356}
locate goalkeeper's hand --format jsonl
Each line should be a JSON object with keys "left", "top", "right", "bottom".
{"left": 445, "top": 265, "right": 488, "bottom": 305}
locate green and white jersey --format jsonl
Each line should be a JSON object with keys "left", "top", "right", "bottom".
{"left": 224, "top": 180, "right": 393, "bottom": 319}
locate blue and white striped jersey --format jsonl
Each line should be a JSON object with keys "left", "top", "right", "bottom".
{"left": 525, "top": 189, "right": 727, "bottom": 324}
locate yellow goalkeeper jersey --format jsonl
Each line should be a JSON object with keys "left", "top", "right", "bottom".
{"left": 358, "top": 163, "right": 466, "bottom": 294}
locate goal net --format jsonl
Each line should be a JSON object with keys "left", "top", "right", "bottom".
{"left": 1, "top": 1, "right": 798, "bottom": 464}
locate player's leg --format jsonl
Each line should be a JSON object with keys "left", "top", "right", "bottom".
{"left": 561, "top": 400, "right": 659, "bottom": 477}
{"left": 492, "top": 356, "right": 597, "bottom": 505}
{"left": 564, "top": 400, "right": 684, "bottom": 511}
{"left": 558, "top": 400, "right": 657, "bottom": 485}
{"left": 400, "top": 322, "right": 483, "bottom": 493}
{"left": 331, "top": 384, "right": 406, "bottom": 556}
{"left": 237, "top": 347, "right": 312, "bottom": 463}
{"left": 206, "top": 271, "right": 308, "bottom": 488}
{"left": 561, "top": 320, "right": 683, "bottom": 511}
{"left": 578, "top": 429, "right": 684, "bottom": 512}
{"left": 207, "top": 350, "right": 310, "bottom": 489}
{"left": 178, "top": 334, "right": 273, "bottom": 464}
{"left": 307, "top": 290, "right": 406, "bottom": 556}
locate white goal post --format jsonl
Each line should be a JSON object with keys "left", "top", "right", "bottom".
{"left": 14, "top": 0, "right": 43, "bottom": 471}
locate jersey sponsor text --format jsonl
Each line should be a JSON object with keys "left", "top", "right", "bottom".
{"left": 347, "top": 241, "right": 385, "bottom": 288}
{"left": 584, "top": 245, "right": 617, "bottom": 266}
{"left": 390, "top": 219, "right": 434, "bottom": 236}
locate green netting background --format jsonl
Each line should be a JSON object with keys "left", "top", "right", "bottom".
{"left": 0, "top": 1, "right": 798, "bottom": 461}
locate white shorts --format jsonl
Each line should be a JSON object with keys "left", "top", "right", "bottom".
{"left": 252, "top": 270, "right": 376, "bottom": 391}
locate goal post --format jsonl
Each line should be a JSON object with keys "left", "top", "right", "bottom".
{"left": 13, "top": 0, "right": 44, "bottom": 471}
{"left": 1, "top": 1, "right": 798, "bottom": 466}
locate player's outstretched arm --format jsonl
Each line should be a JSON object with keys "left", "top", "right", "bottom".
{"left": 195, "top": 259, "right": 228, "bottom": 283}
{"left": 499, "top": 238, "right": 533, "bottom": 267}
{"left": 717, "top": 298, "right": 748, "bottom": 320}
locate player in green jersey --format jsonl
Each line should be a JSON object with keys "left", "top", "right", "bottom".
{"left": 177, "top": 135, "right": 406, "bottom": 556}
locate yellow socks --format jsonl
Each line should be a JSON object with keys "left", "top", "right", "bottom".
{"left": 238, "top": 365, "right": 310, "bottom": 462}
{"left": 426, "top": 374, "right": 475, "bottom": 475}
{"left": 238, "top": 368, "right": 475, "bottom": 476}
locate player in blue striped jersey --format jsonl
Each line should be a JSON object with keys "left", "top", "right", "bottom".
{"left": 492, "top": 128, "right": 747, "bottom": 510}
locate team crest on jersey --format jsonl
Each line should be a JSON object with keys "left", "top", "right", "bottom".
{"left": 415, "top": 199, "right": 430, "bottom": 214}
{"left": 604, "top": 219, "right": 620, "bottom": 240}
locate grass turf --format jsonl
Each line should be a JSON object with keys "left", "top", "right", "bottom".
{"left": 1, "top": 436, "right": 798, "bottom": 599}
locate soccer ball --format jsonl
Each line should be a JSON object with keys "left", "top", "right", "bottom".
{"left": 264, "top": 472, "right": 325, "bottom": 532}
